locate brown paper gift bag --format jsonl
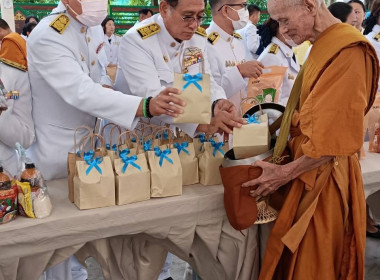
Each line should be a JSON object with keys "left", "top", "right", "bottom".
{"left": 173, "top": 49, "right": 211, "bottom": 124}
{"left": 74, "top": 134, "right": 115, "bottom": 210}
{"left": 67, "top": 126, "right": 93, "bottom": 203}
{"left": 173, "top": 137, "right": 199, "bottom": 186}
{"left": 148, "top": 129, "right": 182, "bottom": 197}
{"left": 114, "top": 131, "right": 150, "bottom": 205}
{"left": 199, "top": 139, "right": 228, "bottom": 186}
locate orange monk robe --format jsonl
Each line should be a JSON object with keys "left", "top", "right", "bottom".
{"left": 0, "top": 32, "right": 27, "bottom": 69}
{"left": 259, "top": 24, "right": 378, "bottom": 280}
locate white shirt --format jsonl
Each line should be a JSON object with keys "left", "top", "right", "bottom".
{"left": 27, "top": 6, "right": 142, "bottom": 180}
{"left": 258, "top": 36, "right": 300, "bottom": 106}
{"left": 115, "top": 14, "right": 226, "bottom": 137}
{"left": 104, "top": 33, "right": 121, "bottom": 65}
{"left": 0, "top": 60, "right": 34, "bottom": 175}
{"left": 236, "top": 21, "right": 260, "bottom": 61}
{"left": 206, "top": 21, "right": 247, "bottom": 108}
{"left": 365, "top": 24, "right": 380, "bottom": 89}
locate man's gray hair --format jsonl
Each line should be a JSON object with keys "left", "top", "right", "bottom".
{"left": 280, "top": 0, "right": 323, "bottom": 8}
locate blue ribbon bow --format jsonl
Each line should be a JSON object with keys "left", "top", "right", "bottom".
{"left": 119, "top": 148, "right": 131, "bottom": 159}
{"left": 174, "top": 142, "right": 190, "bottom": 155}
{"left": 183, "top": 73, "right": 203, "bottom": 92}
{"left": 106, "top": 143, "right": 117, "bottom": 151}
{"left": 210, "top": 139, "right": 225, "bottom": 157}
{"left": 154, "top": 146, "right": 174, "bottom": 167}
{"left": 131, "top": 137, "right": 136, "bottom": 143}
{"left": 155, "top": 131, "right": 169, "bottom": 140}
{"left": 244, "top": 114, "right": 260, "bottom": 124}
{"left": 121, "top": 155, "right": 141, "bottom": 173}
{"left": 83, "top": 151, "right": 103, "bottom": 175}
{"left": 198, "top": 133, "right": 207, "bottom": 151}
{"left": 143, "top": 140, "right": 152, "bottom": 152}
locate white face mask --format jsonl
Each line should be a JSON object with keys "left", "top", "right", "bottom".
{"left": 68, "top": 0, "right": 108, "bottom": 27}
{"left": 227, "top": 6, "right": 249, "bottom": 30}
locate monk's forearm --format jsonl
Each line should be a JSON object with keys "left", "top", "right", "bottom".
{"left": 283, "top": 155, "right": 334, "bottom": 181}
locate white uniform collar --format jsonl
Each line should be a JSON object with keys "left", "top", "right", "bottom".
{"left": 272, "top": 36, "right": 294, "bottom": 59}
{"left": 208, "top": 21, "right": 235, "bottom": 43}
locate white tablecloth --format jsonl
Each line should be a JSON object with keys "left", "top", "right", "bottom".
{"left": 0, "top": 180, "right": 261, "bottom": 280}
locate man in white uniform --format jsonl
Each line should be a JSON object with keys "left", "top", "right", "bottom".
{"left": 0, "top": 58, "right": 34, "bottom": 176}
{"left": 236, "top": 4, "right": 261, "bottom": 60}
{"left": 27, "top": 0, "right": 185, "bottom": 181}
{"left": 206, "top": 0, "right": 264, "bottom": 109}
{"left": 116, "top": 0, "right": 246, "bottom": 137}
{"left": 27, "top": 1, "right": 185, "bottom": 279}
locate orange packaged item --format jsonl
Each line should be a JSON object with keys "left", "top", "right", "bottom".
{"left": 20, "top": 163, "right": 41, "bottom": 195}
{"left": 0, "top": 167, "right": 17, "bottom": 224}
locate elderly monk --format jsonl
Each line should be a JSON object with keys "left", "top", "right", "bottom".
{"left": 242, "top": 0, "right": 379, "bottom": 279}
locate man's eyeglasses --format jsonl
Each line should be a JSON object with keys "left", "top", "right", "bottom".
{"left": 218, "top": 3, "right": 248, "bottom": 11}
{"left": 180, "top": 13, "right": 206, "bottom": 25}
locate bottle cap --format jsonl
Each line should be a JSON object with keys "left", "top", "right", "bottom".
{"left": 25, "top": 163, "right": 35, "bottom": 169}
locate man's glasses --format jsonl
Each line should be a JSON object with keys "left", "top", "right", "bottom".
{"left": 180, "top": 13, "right": 206, "bottom": 25}
{"left": 218, "top": 3, "right": 248, "bottom": 11}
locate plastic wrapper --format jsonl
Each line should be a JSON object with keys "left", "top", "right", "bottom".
{"left": 0, "top": 166, "right": 17, "bottom": 224}
{"left": 16, "top": 150, "right": 52, "bottom": 219}
{"left": 368, "top": 94, "right": 380, "bottom": 153}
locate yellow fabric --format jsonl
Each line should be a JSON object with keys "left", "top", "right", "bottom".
{"left": 292, "top": 40, "right": 311, "bottom": 66}
{"left": 0, "top": 32, "right": 27, "bottom": 69}
{"left": 259, "top": 23, "right": 378, "bottom": 280}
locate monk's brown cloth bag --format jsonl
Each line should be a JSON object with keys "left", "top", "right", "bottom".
{"left": 219, "top": 67, "right": 305, "bottom": 231}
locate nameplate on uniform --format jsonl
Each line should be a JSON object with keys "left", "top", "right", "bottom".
{"left": 49, "top": 14, "right": 70, "bottom": 34}
{"left": 6, "top": 91, "right": 20, "bottom": 100}
{"left": 374, "top": 32, "right": 380, "bottom": 42}
{"left": 233, "top": 32, "right": 242, "bottom": 40}
{"left": 268, "top": 44, "right": 279, "bottom": 54}
{"left": 195, "top": 27, "right": 207, "bottom": 37}
{"left": 137, "top": 23, "right": 160, "bottom": 39}
{"left": 207, "top": 32, "right": 220, "bottom": 45}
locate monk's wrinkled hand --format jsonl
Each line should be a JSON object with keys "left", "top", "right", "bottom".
{"left": 241, "top": 160, "right": 291, "bottom": 197}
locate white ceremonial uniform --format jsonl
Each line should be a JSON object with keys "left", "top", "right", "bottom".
{"left": 257, "top": 36, "right": 300, "bottom": 106}
{"left": 366, "top": 24, "right": 380, "bottom": 88}
{"left": 104, "top": 33, "right": 121, "bottom": 65}
{"left": 236, "top": 20, "right": 260, "bottom": 61}
{"left": 27, "top": 4, "right": 142, "bottom": 180}
{"left": 206, "top": 21, "right": 247, "bottom": 108}
{"left": 0, "top": 59, "right": 34, "bottom": 176}
{"left": 115, "top": 14, "right": 227, "bottom": 137}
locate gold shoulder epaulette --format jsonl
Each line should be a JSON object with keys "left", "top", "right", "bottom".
{"left": 115, "top": 33, "right": 121, "bottom": 37}
{"left": 195, "top": 27, "right": 207, "bottom": 37}
{"left": 268, "top": 43, "right": 279, "bottom": 54}
{"left": 207, "top": 32, "right": 220, "bottom": 45}
{"left": 233, "top": 32, "right": 242, "bottom": 40}
{"left": 49, "top": 13, "right": 70, "bottom": 34}
{"left": 0, "top": 58, "right": 27, "bottom": 72}
{"left": 374, "top": 32, "right": 380, "bottom": 42}
{"left": 137, "top": 23, "right": 160, "bottom": 39}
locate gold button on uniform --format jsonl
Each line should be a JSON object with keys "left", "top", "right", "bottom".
{"left": 227, "top": 37, "right": 231, "bottom": 42}
{"left": 170, "top": 42, "right": 176, "bottom": 47}
{"left": 87, "top": 37, "right": 91, "bottom": 43}
{"left": 175, "top": 52, "right": 179, "bottom": 57}
{"left": 91, "top": 60, "right": 95, "bottom": 66}
{"left": 80, "top": 27, "right": 86, "bottom": 33}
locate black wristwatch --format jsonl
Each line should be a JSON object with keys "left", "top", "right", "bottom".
{"left": 211, "top": 99, "right": 223, "bottom": 117}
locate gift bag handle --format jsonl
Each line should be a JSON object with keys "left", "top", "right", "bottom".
{"left": 180, "top": 47, "right": 205, "bottom": 74}
{"left": 153, "top": 127, "right": 174, "bottom": 148}
{"left": 118, "top": 130, "right": 141, "bottom": 155}
{"left": 78, "top": 133, "right": 106, "bottom": 157}
{"left": 73, "top": 125, "right": 93, "bottom": 153}
{"left": 108, "top": 124, "right": 122, "bottom": 149}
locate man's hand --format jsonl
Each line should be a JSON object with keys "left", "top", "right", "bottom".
{"left": 238, "top": 60, "right": 264, "bottom": 78}
{"left": 213, "top": 99, "right": 246, "bottom": 134}
{"left": 149, "top": 87, "right": 185, "bottom": 117}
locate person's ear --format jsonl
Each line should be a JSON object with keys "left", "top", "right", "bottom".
{"left": 159, "top": 1, "right": 169, "bottom": 19}
{"left": 304, "top": 0, "right": 317, "bottom": 15}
